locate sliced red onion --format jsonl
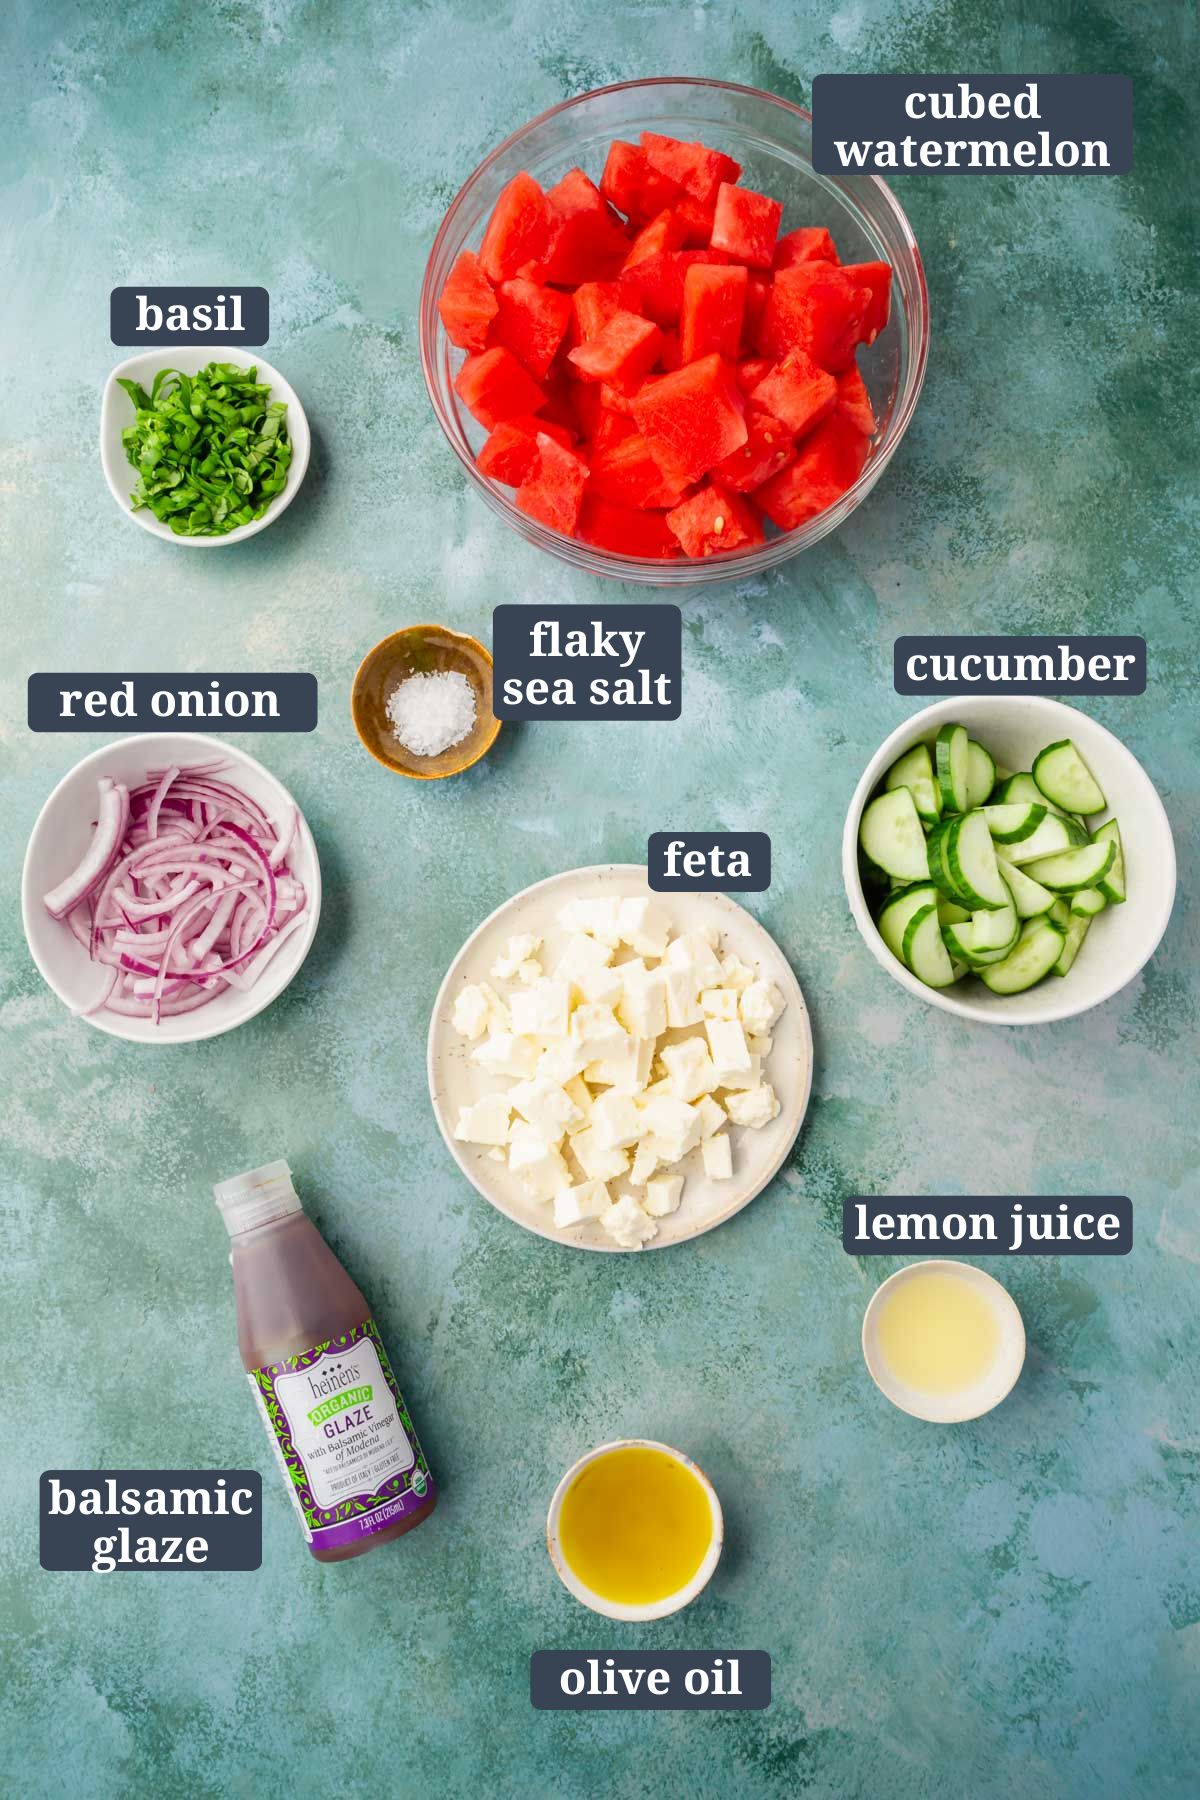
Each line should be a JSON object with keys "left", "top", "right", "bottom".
{"left": 43, "top": 779, "right": 131, "bottom": 919}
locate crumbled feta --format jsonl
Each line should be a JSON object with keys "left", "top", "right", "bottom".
{"left": 590, "top": 1089, "right": 644, "bottom": 1150}
{"left": 517, "top": 960, "right": 542, "bottom": 984}
{"left": 507, "top": 1121, "right": 568, "bottom": 1195}
{"left": 662, "top": 962, "right": 703, "bottom": 1028}
{"left": 490, "top": 933, "right": 542, "bottom": 980}
{"left": 508, "top": 1077, "right": 582, "bottom": 1143}
{"left": 554, "top": 932, "right": 614, "bottom": 988}
{"left": 639, "top": 1095, "right": 702, "bottom": 1163}
{"left": 719, "top": 955, "right": 755, "bottom": 992}
{"left": 602, "top": 1193, "right": 658, "bottom": 1248}
{"left": 643, "top": 1173, "right": 684, "bottom": 1218}
{"left": 617, "top": 897, "right": 672, "bottom": 958}
{"left": 617, "top": 963, "right": 668, "bottom": 1039}
{"left": 700, "top": 986, "right": 738, "bottom": 1021}
{"left": 570, "top": 1003, "right": 628, "bottom": 1060}
{"left": 694, "top": 1094, "right": 727, "bottom": 1138}
{"left": 724, "top": 1083, "right": 780, "bottom": 1129}
{"left": 571, "top": 1127, "right": 631, "bottom": 1183}
{"left": 701, "top": 1132, "right": 732, "bottom": 1179}
{"left": 472, "top": 1032, "right": 539, "bottom": 1078}
{"left": 454, "top": 1094, "right": 512, "bottom": 1145}
{"left": 705, "top": 1018, "right": 752, "bottom": 1085}
{"left": 452, "top": 984, "right": 492, "bottom": 1039}
{"left": 628, "top": 1137, "right": 661, "bottom": 1186}
{"left": 553, "top": 1180, "right": 610, "bottom": 1228}
{"left": 660, "top": 1037, "right": 718, "bottom": 1102}
{"left": 558, "top": 897, "right": 622, "bottom": 945}
{"left": 740, "top": 979, "right": 785, "bottom": 1037}
{"left": 585, "top": 1035, "right": 654, "bottom": 1093}
{"left": 509, "top": 979, "right": 570, "bottom": 1040}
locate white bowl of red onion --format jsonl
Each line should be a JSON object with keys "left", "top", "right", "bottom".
{"left": 21, "top": 733, "right": 321, "bottom": 1044}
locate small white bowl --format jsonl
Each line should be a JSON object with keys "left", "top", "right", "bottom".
{"left": 842, "top": 695, "right": 1176, "bottom": 1025}
{"left": 100, "top": 347, "right": 310, "bottom": 547}
{"left": 21, "top": 732, "right": 321, "bottom": 1044}
{"left": 547, "top": 1439, "right": 724, "bottom": 1622}
{"left": 862, "top": 1259, "right": 1026, "bottom": 1423}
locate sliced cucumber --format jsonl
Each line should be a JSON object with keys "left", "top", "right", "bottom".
{"left": 1003, "top": 813, "right": 1077, "bottom": 865}
{"left": 925, "top": 819, "right": 964, "bottom": 901}
{"left": 945, "top": 810, "right": 1009, "bottom": 910}
{"left": 1071, "top": 886, "right": 1108, "bottom": 918}
{"left": 994, "top": 771, "right": 1086, "bottom": 833}
{"left": 860, "top": 787, "right": 928, "bottom": 882}
{"left": 1033, "top": 739, "right": 1107, "bottom": 815}
{"left": 979, "top": 801, "right": 1046, "bottom": 844}
{"left": 910, "top": 779, "right": 942, "bottom": 826}
{"left": 935, "top": 723, "right": 971, "bottom": 813}
{"left": 970, "top": 884, "right": 1019, "bottom": 953}
{"left": 878, "top": 883, "right": 939, "bottom": 961}
{"left": 886, "top": 743, "right": 935, "bottom": 794}
{"left": 980, "top": 916, "right": 1067, "bottom": 995}
{"left": 937, "top": 898, "right": 971, "bottom": 925}
{"left": 1054, "top": 910, "right": 1091, "bottom": 977}
{"left": 996, "top": 855, "right": 1055, "bottom": 919}
{"left": 1091, "top": 818, "right": 1126, "bottom": 904}
{"left": 964, "top": 739, "right": 997, "bottom": 808}
{"left": 1022, "top": 837, "right": 1116, "bottom": 894}
{"left": 902, "top": 904, "right": 960, "bottom": 988}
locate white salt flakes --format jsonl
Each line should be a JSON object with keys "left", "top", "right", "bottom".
{"left": 386, "top": 671, "right": 477, "bottom": 758}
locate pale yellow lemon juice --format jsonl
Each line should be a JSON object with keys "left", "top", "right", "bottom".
{"left": 863, "top": 1261, "right": 1025, "bottom": 1422}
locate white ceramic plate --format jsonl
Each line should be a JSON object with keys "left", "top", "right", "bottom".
{"left": 427, "top": 864, "right": 813, "bottom": 1251}
{"left": 842, "top": 696, "right": 1176, "bottom": 1025}
{"left": 100, "top": 347, "right": 310, "bottom": 546}
{"left": 21, "top": 732, "right": 322, "bottom": 1044}
{"left": 861, "top": 1259, "right": 1026, "bottom": 1423}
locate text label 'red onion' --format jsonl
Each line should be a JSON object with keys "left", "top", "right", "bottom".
{"left": 28, "top": 674, "right": 318, "bottom": 732}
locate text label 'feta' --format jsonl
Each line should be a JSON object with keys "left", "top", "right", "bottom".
{"left": 648, "top": 833, "right": 771, "bottom": 893}
{"left": 492, "top": 604, "right": 680, "bottom": 720}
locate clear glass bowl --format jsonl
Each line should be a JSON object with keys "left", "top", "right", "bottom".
{"left": 420, "top": 77, "right": 930, "bottom": 588}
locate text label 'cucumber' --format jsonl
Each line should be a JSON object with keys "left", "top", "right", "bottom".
{"left": 27, "top": 673, "right": 317, "bottom": 732}
{"left": 647, "top": 832, "right": 771, "bottom": 893}
{"left": 110, "top": 287, "right": 269, "bottom": 346}
{"left": 530, "top": 1651, "right": 770, "bottom": 1711}
{"left": 812, "top": 75, "right": 1132, "bottom": 176}
{"left": 844, "top": 1197, "right": 1132, "bottom": 1256}
{"left": 492, "top": 605, "right": 680, "bottom": 719}
{"left": 894, "top": 636, "right": 1146, "bottom": 696}
{"left": 40, "top": 1471, "right": 262, "bottom": 1573}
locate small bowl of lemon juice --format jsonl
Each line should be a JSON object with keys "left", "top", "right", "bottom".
{"left": 862, "top": 1260, "right": 1026, "bottom": 1423}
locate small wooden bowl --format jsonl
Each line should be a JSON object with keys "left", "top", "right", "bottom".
{"left": 351, "top": 625, "right": 500, "bottom": 780}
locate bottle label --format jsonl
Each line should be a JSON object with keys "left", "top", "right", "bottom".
{"left": 248, "top": 1318, "right": 434, "bottom": 1551}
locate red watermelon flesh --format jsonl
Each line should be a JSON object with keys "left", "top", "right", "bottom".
{"left": 515, "top": 434, "right": 590, "bottom": 533}
{"left": 673, "top": 193, "right": 718, "bottom": 246}
{"left": 757, "top": 263, "right": 871, "bottom": 370}
{"left": 837, "top": 366, "right": 877, "bottom": 436}
{"left": 534, "top": 168, "right": 629, "bottom": 285}
{"left": 568, "top": 311, "right": 663, "bottom": 391}
{"left": 577, "top": 495, "right": 679, "bottom": 558}
{"left": 741, "top": 274, "right": 770, "bottom": 351}
{"left": 640, "top": 132, "right": 741, "bottom": 207}
{"left": 476, "top": 420, "right": 541, "bottom": 485}
{"left": 587, "top": 432, "right": 688, "bottom": 509}
{"left": 754, "top": 412, "right": 869, "bottom": 528}
{"left": 736, "top": 355, "right": 772, "bottom": 395}
{"left": 632, "top": 354, "right": 747, "bottom": 487}
{"left": 623, "top": 249, "right": 734, "bottom": 327}
{"left": 572, "top": 280, "right": 627, "bottom": 343}
{"left": 750, "top": 348, "right": 838, "bottom": 438}
{"left": 774, "top": 227, "right": 840, "bottom": 270}
{"left": 680, "top": 263, "right": 747, "bottom": 364}
{"left": 438, "top": 250, "right": 498, "bottom": 352}
{"left": 490, "top": 278, "right": 571, "bottom": 378}
{"left": 710, "top": 182, "right": 783, "bottom": 270}
{"left": 479, "top": 172, "right": 551, "bottom": 282}
{"left": 666, "top": 482, "right": 763, "bottom": 556}
{"left": 591, "top": 405, "right": 638, "bottom": 453}
{"left": 623, "top": 208, "right": 689, "bottom": 269}
{"left": 455, "top": 346, "right": 546, "bottom": 429}
{"left": 840, "top": 260, "right": 892, "bottom": 343}
{"left": 600, "top": 141, "right": 682, "bottom": 223}
{"left": 712, "top": 408, "right": 797, "bottom": 493}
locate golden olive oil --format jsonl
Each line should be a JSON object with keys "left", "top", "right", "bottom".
{"left": 558, "top": 1446, "right": 713, "bottom": 1606}
{"left": 875, "top": 1269, "right": 1001, "bottom": 1395}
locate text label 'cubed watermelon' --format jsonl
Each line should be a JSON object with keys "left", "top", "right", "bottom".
{"left": 492, "top": 604, "right": 680, "bottom": 719}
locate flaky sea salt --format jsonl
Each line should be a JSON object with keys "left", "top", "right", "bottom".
{"left": 386, "top": 671, "right": 477, "bottom": 757}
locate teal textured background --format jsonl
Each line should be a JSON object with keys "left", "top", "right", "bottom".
{"left": 1, "top": 2, "right": 1197, "bottom": 1795}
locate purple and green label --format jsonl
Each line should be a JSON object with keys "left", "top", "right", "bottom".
{"left": 249, "top": 1318, "right": 433, "bottom": 1551}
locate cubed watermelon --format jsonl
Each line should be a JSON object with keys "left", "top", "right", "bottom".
{"left": 755, "top": 412, "right": 869, "bottom": 528}
{"left": 534, "top": 168, "right": 629, "bottom": 285}
{"left": 591, "top": 405, "right": 638, "bottom": 453}
{"left": 750, "top": 348, "right": 837, "bottom": 438}
{"left": 479, "top": 172, "right": 551, "bottom": 283}
{"left": 623, "top": 250, "right": 732, "bottom": 327}
{"left": 757, "top": 263, "right": 871, "bottom": 371}
{"left": 666, "top": 482, "right": 763, "bottom": 556}
{"left": 515, "top": 434, "right": 590, "bottom": 534}
{"left": 658, "top": 329, "right": 682, "bottom": 372}
{"left": 438, "top": 250, "right": 498, "bottom": 352}
{"left": 599, "top": 382, "right": 638, "bottom": 416}
{"left": 640, "top": 133, "right": 742, "bottom": 207}
{"left": 712, "top": 408, "right": 797, "bottom": 493}
{"left": 568, "top": 310, "right": 663, "bottom": 391}
{"left": 476, "top": 420, "right": 541, "bottom": 486}
{"left": 672, "top": 193, "right": 718, "bottom": 246}
{"left": 710, "top": 182, "right": 783, "bottom": 270}
{"left": 837, "top": 366, "right": 876, "bottom": 436}
{"left": 679, "top": 263, "right": 747, "bottom": 364}
{"left": 587, "top": 432, "right": 688, "bottom": 509}
{"left": 736, "top": 355, "right": 773, "bottom": 395}
{"left": 490, "top": 278, "right": 572, "bottom": 378}
{"left": 840, "top": 260, "right": 892, "bottom": 343}
{"left": 741, "top": 274, "right": 770, "bottom": 351}
{"left": 577, "top": 495, "right": 679, "bottom": 558}
{"left": 455, "top": 346, "right": 546, "bottom": 429}
{"left": 631, "top": 353, "right": 747, "bottom": 486}
{"left": 774, "top": 227, "right": 839, "bottom": 271}
{"left": 600, "top": 141, "right": 682, "bottom": 222}
{"left": 622, "top": 208, "right": 688, "bottom": 270}
{"left": 572, "top": 280, "right": 627, "bottom": 343}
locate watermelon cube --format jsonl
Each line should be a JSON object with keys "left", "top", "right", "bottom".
{"left": 572, "top": 280, "right": 626, "bottom": 343}
{"left": 476, "top": 420, "right": 540, "bottom": 486}
{"left": 640, "top": 133, "right": 741, "bottom": 207}
{"left": 438, "top": 250, "right": 498, "bottom": 352}
{"left": 741, "top": 274, "right": 770, "bottom": 351}
{"left": 600, "top": 141, "right": 682, "bottom": 223}
{"left": 736, "top": 355, "right": 772, "bottom": 395}
{"left": 710, "top": 182, "right": 782, "bottom": 270}
{"left": 455, "top": 346, "right": 546, "bottom": 429}
{"left": 840, "top": 260, "right": 892, "bottom": 343}
{"left": 490, "top": 278, "right": 571, "bottom": 379}
{"left": 666, "top": 482, "right": 763, "bottom": 557}
{"left": 680, "top": 263, "right": 747, "bottom": 364}
{"left": 515, "top": 434, "right": 590, "bottom": 534}
{"left": 591, "top": 405, "right": 638, "bottom": 453}
{"left": 774, "top": 227, "right": 839, "bottom": 271}
{"left": 479, "top": 172, "right": 551, "bottom": 283}
{"left": 587, "top": 432, "right": 687, "bottom": 509}
{"left": 750, "top": 348, "right": 837, "bottom": 438}
{"left": 631, "top": 353, "right": 747, "bottom": 486}
{"left": 673, "top": 193, "right": 718, "bottom": 246}
{"left": 534, "top": 168, "right": 629, "bottom": 285}
{"left": 754, "top": 412, "right": 869, "bottom": 528}
{"left": 568, "top": 311, "right": 663, "bottom": 391}
{"left": 712, "top": 408, "right": 796, "bottom": 493}
{"left": 623, "top": 249, "right": 732, "bottom": 327}
{"left": 837, "top": 366, "right": 876, "bottom": 437}
{"left": 658, "top": 328, "right": 682, "bottom": 371}
{"left": 622, "top": 208, "right": 688, "bottom": 270}
{"left": 757, "top": 263, "right": 871, "bottom": 371}
{"left": 577, "top": 495, "right": 678, "bottom": 558}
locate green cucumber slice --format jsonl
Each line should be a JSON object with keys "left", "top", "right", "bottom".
{"left": 970, "top": 882, "right": 1019, "bottom": 952}
{"left": 994, "top": 772, "right": 1086, "bottom": 834}
{"left": 1022, "top": 838, "right": 1116, "bottom": 894}
{"left": 996, "top": 855, "right": 1056, "bottom": 919}
{"left": 964, "top": 739, "right": 997, "bottom": 808}
{"left": 925, "top": 819, "right": 965, "bottom": 901}
{"left": 979, "top": 801, "right": 1046, "bottom": 844}
{"left": 903, "top": 904, "right": 961, "bottom": 988}
{"left": 878, "top": 883, "right": 939, "bottom": 961}
{"left": 980, "top": 917, "right": 1067, "bottom": 995}
{"left": 886, "top": 743, "right": 935, "bottom": 793}
{"left": 946, "top": 810, "right": 1009, "bottom": 910}
{"left": 910, "top": 778, "right": 942, "bottom": 826}
{"left": 1053, "top": 910, "right": 1091, "bottom": 977}
{"left": 860, "top": 788, "right": 929, "bottom": 882}
{"left": 1033, "top": 739, "right": 1107, "bottom": 815}
{"left": 937, "top": 898, "right": 971, "bottom": 925}
{"left": 1091, "top": 818, "right": 1126, "bottom": 904}
{"left": 1071, "top": 886, "right": 1109, "bottom": 918}
{"left": 1003, "top": 813, "right": 1077, "bottom": 865}
{"left": 935, "top": 723, "right": 971, "bottom": 813}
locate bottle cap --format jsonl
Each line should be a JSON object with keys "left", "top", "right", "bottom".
{"left": 213, "top": 1159, "right": 301, "bottom": 1235}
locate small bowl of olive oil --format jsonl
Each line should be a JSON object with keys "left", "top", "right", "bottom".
{"left": 547, "top": 1440, "right": 723, "bottom": 1621}
{"left": 862, "top": 1259, "right": 1026, "bottom": 1423}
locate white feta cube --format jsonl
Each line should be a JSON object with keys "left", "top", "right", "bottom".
{"left": 720, "top": 1056, "right": 762, "bottom": 1093}
{"left": 705, "top": 1018, "right": 752, "bottom": 1085}
{"left": 719, "top": 954, "right": 755, "bottom": 992}
{"left": 518, "top": 959, "right": 542, "bottom": 984}
{"left": 585, "top": 1036, "right": 654, "bottom": 1093}
{"left": 557, "top": 897, "right": 622, "bottom": 945}
{"left": 617, "top": 897, "right": 672, "bottom": 958}
{"left": 590, "top": 1090, "right": 644, "bottom": 1150}
{"left": 507, "top": 1121, "right": 568, "bottom": 1196}
{"left": 694, "top": 1095, "right": 727, "bottom": 1139}
{"left": 571, "top": 1127, "right": 631, "bottom": 1184}
{"left": 490, "top": 932, "right": 542, "bottom": 980}
{"left": 601, "top": 1193, "right": 658, "bottom": 1249}
{"left": 662, "top": 961, "right": 702, "bottom": 1028}
{"left": 628, "top": 1138, "right": 661, "bottom": 1186}
{"left": 616, "top": 963, "right": 668, "bottom": 1039}
{"left": 553, "top": 1179, "right": 610, "bottom": 1228}
{"left": 700, "top": 986, "right": 738, "bottom": 1021}
{"left": 639, "top": 1096, "right": 702, "bottom": 1162}
{"left": 667, "top": 931, "right": 723, "bottom": 989}
{"left": 701, "top": 1132, "right": 732, "bottom": 1179}
{"left": 575, "top": 961, "right": 624, "bottom": 1006}
{"left": 740, "top": 979, "right": 785, "bottom": 1036}
{"left": 660, "top": 1037, "right": 718, "bottom": 1102}
{"left": 453, "top": 1094, "right": 512, "bottom": 1145}
{"left": 472, "top": 1032, "right": 538, "bottom": 1079}
{"left": 508, "top": 1077, "right": 582, "bottom": 1143}
{"left": 570, "top": 1002, "right": 628, "bottom": 1060}
{"left": 562, "top": 1075, "right": 593, "bottom": 1133}
{"left": 451, "top": 985, "right": 491, "bottom": 1039}
{"left": 642, "top": 1173, "right": 684, "bottom": 1217}
{"left": 554, "top": 931, "right": 615, "bottom": 989}
{"left": 478, "top": 982, "right": 511, "bottom": 1030}
{"left": 509, "top": 979, "right": 570, "bottom": 1040}
{"left": 746, "top": 1033, "right": 773, "bottom": 1058}
{"left": 724, "top": 1083, "right": 780, "bottom": 1129}
{"left": 535, "top": 1040, "right": 590, "bottom": 1084}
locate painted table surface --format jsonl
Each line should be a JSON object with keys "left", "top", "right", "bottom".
{"left": 1, "top": 2, "right": 1196, "bottom": 1796}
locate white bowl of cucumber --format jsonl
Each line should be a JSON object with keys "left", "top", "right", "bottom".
{"left": 843, "top": 696, "right": 1175, "bottom": 1025}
